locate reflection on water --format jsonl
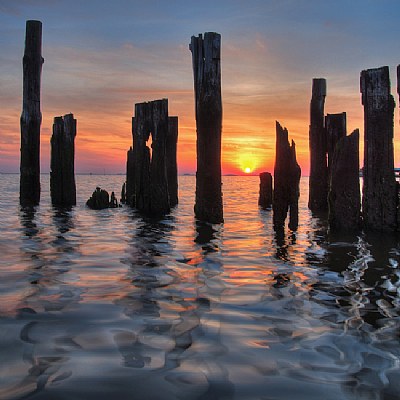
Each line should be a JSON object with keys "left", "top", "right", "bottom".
{"left": 0, "top": 174, "right": 400, "bottom": 399}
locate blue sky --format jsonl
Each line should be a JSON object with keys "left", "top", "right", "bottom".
{"left": 0, "top": 0, "right": 399, "bottom": 174}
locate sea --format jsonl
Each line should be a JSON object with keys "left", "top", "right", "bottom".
{"left": 1, "top": 174, "right": 400, "bottom": 400}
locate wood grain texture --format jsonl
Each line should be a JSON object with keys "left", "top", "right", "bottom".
{"left": 190, "top": 32, "right": 223, "bottom": 223}
{"left": 20, "top": 20, "right": 44, "bottom": 206}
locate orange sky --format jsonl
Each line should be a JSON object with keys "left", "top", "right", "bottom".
{"left": 1, "top": 2, "right": 399, "bottom": 176}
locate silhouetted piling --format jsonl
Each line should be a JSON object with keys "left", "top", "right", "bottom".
{"left": 120, "top": 182, "right": 126, "bottom": 204}
{"left": 86, "top": 187, "right": 110, "bottom": 210}
{"left": 133, "top": 99, "right": 170, "bottom": 216}
{"left": 308, "top": 78, "right": 327, "bottom": 213}
{"left": 20, "top": 20, "right": 44, "bottom": 206}
{"left": 326, "top": 112, "right": 346, "bottom": 176}
{"left": 190, "top": 32, "right": 223, "bottom": 223}
{"left": 126, "top": 146, "right": 134, "bottom": 206}
{"left": 328, "top": 129, "right": 361, "bottom": 231}
{"left": 273, "top": 121, "right": 301, "bottom": 230}
{"left": 397, "top": 64, "right": 400, "bottom": 230}
{"left": 258, "top": 172, "right": 273, "bottom": 209}
{"left": 360, "top": 66, "right": 396, "bottom": 231}
{"left": 288, "top": 140, "right": 301, "bottom": 231}
{"left": 50, "top": 114, "right": 77, "bottom": 206}
{"left": 167, "top": 116, "right": 179, "bottom": 207}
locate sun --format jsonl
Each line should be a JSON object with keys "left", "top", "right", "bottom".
{"left": 244, "top": 167, "right": 251, "bottom": 174}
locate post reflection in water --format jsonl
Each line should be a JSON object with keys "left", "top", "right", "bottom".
{"left": 2, "top": 175, "right": 400, "bottom": 399}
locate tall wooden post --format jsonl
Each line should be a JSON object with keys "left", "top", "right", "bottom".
{"left": 190, "top": 32, "right": 223, "bottom": 223}
{"left": 167, "top": 116, "right": 179, "bottom": 207}
{"left": 360, "top": 66, "right": 396, "bottom": 231}
{"left": 308, "top": 78, "right": 327, "bottom": 213}
{"left": 326, "top": 112, "right": 346, "bottom": 177}
{"left": 258, "top": 172, "right": 273, "bottom": 209}
{"left": 133, "top": 99, "right": 170, "bottom": 216}
{"left": 50, "top": 114, "right": 77, "bottom": 206}
{"left": 273, "top": 121, "right": 301, "bottom": 230}
{"left": 20, "top": 20, "right": 44, "bottom": 206}
{"left": 328, "top": 129, "right": 361, "bottom": 231}
{"left": 397, "top": 65, "right": 400, "bottom": 103}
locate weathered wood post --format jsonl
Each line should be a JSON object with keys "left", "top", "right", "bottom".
{"left": 288, "top": 140, "right": 301, "bottom": 231}
{"left": 397, "top": 65, "right": 400, "bottom": 103}
{"left": 50, "top": 114, "right": 77, "bottom": 206}
{"left": 397, "top": 65, "right": 400, "bottom": 230}
{"left": 258, "top": 172, "right": 273, "bottom": 209}
{"left": 326, "top": 112, "right": 346, "bottom": 176}
{"left": 273, "top": 121, "right": 301, "bottom": 230}
{"left": 328, "top": 129, "right": 361, "bottom": 231}
{"left": 360, "top": 66, "right": 396, "bottom": 231}
{"left": 167, "top": 116, "right": 179, "bottom": 207}
{"left": 308, "top": 78, "right": 327, "bottom": 213}
{"left": 20, "top": 20, "right": 44, "bottom": 206}
{"left": 190, "top": 32, "right": 223, "bottom": 223}
{"left": 133, "top": 99, "right": 170, "bottom": 216}
{"left": 126, "top": 146, "right": 134, "bottom": 206}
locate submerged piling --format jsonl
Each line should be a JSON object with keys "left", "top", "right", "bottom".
{"left": 328, "top": 129, "right": 361, "bottom": 231}
{"left": 308, "top": 78, "right": 327, "bottom": 213}
{"left": 190, "top": 32, "right": 223, "bottom": 223}
{"left": 326, "top": 112, "right": 346, "bottom": 177}
{"left": 126, "top": 146, "right": 134, "bottom": 206}
{"left": 167, "top": 116, "right": 179, "bottom": 207}
{"left": 50, "top": 114, "right": 77, "bottom": 206}
{"left": 133, "top": 99, "right": 170, "bottom": 216}
{"left": 360, "top": 66, "right": 396, "bottom": 231}
{"left": 20, "top": 20, "right": 44, "bottom": 206}
{"left": 258, "top": 172, "right": 273, "bottom": 209}
{"left": 273, "top": 121, "right": 301, "bottom": 230}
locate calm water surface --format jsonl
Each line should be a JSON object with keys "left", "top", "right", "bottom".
{"left": 1, "top": 174, "right": 400, "bottom": 399}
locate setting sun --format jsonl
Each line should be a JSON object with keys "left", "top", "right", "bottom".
{"left": 244, "top": 167, "right": 251, "bottom": 174}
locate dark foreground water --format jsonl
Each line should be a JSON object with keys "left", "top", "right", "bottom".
{"left": 1, "top": 174, "right": 400, "bottom": 400}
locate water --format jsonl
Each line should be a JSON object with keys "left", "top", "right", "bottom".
{"left": 1, "top": 174, "right": 400, "bottom": 400}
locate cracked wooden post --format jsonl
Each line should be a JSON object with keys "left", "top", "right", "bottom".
{"left": 308, "top": 78, "right": 327, "bottom": 213}
{"left": 397, "top": 65, "right": 400, "bottom": 103}
{"left": 288, "top": 140, "right": 301, "bottom": 231}
{"left": 126, "top": 144, "right": 135, "bottom": 206}
{"left": 360, "top": 66, "right": 396, "bottom": 231}
{"left": 397, "top": 65, "right": 400, "bottom": 230}
{"left": 328, "top": 129, "right": 361, "bottom": 231}
{"left": 190, "top": 32, "right": 223, "bottom": 223}
{"left": 326, "top": 112, "right": 346, "bottom": 177}
{"left": 167, "top": 116, "right": 179, "bottom": 207}
{"left": 50, "top": 114, "right": 77, "bottom": 206}
{"left": 20, "top": 20, "right": 44, "bottom": 206}
{"left": 273, "top": 121, "right": 301, "bottom": 230}
{"left": 133, "top": 99, "right": 170, "bottom": 216}
{"left": 258, "top": 172, "right": 273, "bottom": 209}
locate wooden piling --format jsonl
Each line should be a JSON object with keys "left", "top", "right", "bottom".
{"left": 190, "top": 32, "right": 223, "bottom": 223}
{"left": 20, "top": 20, "right": 44, "bottom": 206}
{"left": 328, "top": 129, "right": 361, "bottom": 231}
{"left": 308, "top": 78, "right": 327, "bottom": 213}
{"left": 258, "top": 172, "right": 273, "bottom": 209}
{"left": 167, "top": 116, "right": 179, "bottom": 207}
{"left": 126, "top": 146, "right": 134, "bottom": 206}
{"left": 326, "top": 112, "right": 346, "bottom": 177}
{"left": 50, "top": 114, "right": 77, "bottom": 206}
{"left": 273, "top": 121, "right": 301, "bottom": 230}
{"left": 360, "top": 66, "right": 396, "bottom": 230}
{"left": 133, "top": 99, "right": 170, "bottom": 216}
{"left": 288, "top": 140, "right": 301, "bottom": 231}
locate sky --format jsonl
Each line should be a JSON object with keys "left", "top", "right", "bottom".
{"left": 0, "top": 0, "right": 399, "bottom": 175}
